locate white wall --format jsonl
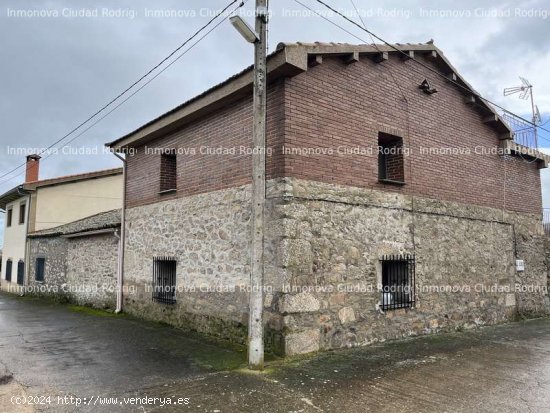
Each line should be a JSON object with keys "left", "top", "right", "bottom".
{"left": 1, "top": 195, "right": 29, "bottom": 289}
{"left": 33, "top": 174, "right": 122, "bottom": 231}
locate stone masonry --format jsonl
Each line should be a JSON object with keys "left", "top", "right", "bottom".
{"left": 114, "top": 43, "right": 549, "bottom": 355}
{"left": 123, "top": 184, "right": 254, "bottom": 344}
{"left": 28, "top": 237, "right": 68, "bottom": 299}
{"left": 265, "top": 178, "right": 547, "bottom": 355}
{"left": 65, "top": 234, "right": 118, "bottom": 308}
{"left": 122, "top": 177, "right": 548, "bottom": 355}
{"left": 27, "top": 210, "right": 120, "bottom": 309}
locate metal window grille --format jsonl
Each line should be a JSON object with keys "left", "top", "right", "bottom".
{"left": 152, "top": 257, "right": 177, "bottom": 304}
{"left": 35, "top": 257, "right": 45, "bottom": 282}
{"left": 16, "top": 260, "right": 25, "bottom": 285}
{"left": 5, "top": 259, "right": 12, "bottom": 282}
{"left": 380, "top": 254, "right": 415, "bottom": 310}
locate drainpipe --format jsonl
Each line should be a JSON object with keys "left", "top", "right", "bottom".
{"left": 112, "top": 153, "right": 126, "bottom": 313}
{"left": 17, "top": 186, "right": 31, "bottom": 296}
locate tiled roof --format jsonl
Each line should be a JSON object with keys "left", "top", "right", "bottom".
{"left": 0, "top": 167, "right": 122, "bottom": 210}
{"left": 107, "top": 41, "right": 510, "bottom": 150}
{"left": 24, "top": 167, "right": 122, "bottom": 190}
{"left": 28, "top": 209, "right": 121, "bottom": 238}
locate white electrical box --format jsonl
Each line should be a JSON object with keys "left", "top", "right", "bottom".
{"left": 516, "top": 259, "right": 525, "bottom": 272}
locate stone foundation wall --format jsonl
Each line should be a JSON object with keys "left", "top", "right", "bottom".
{"left": 21, "top": 177, "right": 547, "bottom": 356}
{"left": 511, "top": 216, "right": 548, "bottom": 315}
{"left": 123, "top": 185, "right": 257, "bottom": 345}
{"left": 545, "top": 236, "right": 550, "bottom": 309}
{"left": 28, "top": 237, "right": 69, "bottom": 299}
{"left": 266, "top": 178, "right": 548, "bottom": 355}
{"left": 27, "top": 233, "right": 118, "bottom": 309}
{"left": 65, "top": 234, "right": 118, "bottom": 308}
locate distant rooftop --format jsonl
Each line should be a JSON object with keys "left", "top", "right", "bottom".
{"left": 0, "top": 167, "right": 122, "bottom": 210}
{"left": 28, "top": 209, "right": 121, "bottom": 238}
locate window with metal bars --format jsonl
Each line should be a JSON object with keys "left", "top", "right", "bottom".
{"left": 380, "top": 254, "right": 415, "bottom": 310}
{"left": 152, "top": 257, "right": 177, "bottom": 304}
{"left": 35, "top": 257, "right": 45, "bottom": 282}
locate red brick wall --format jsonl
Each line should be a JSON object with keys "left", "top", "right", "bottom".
{"left": 282, "top": 54, "right": 542, "bottom": 214}
{"left": 125, "top": 54, "right": 542, "bottom": 215}
{"left": 125, "top": 80, "right": 285, "bottom": 208}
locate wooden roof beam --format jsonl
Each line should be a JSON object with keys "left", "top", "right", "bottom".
{"left": 343, "top": 52, "right": 359, "bottom": 64}
{"left": 499, "top": 131, "right": 513, "bottom": 141}
{"left": 464, "top": 95, "right": 476, "bottom": 105}
{"left": 308, "top": 55, "right": 323, "bottom": 67}
{"left": 483, "top": 114, "right": 499, "bottom": 124}
{"left": 446, "top": 72, "right": 457, "bottom": 82}
{"left": 401, "top": 50, "right": 415, "bottom": 60}
{"left": 372, "top": 51, "right": 388, "bottom": 63}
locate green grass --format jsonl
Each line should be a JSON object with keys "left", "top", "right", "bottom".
{"left": 67, "top": 305, "right": 121, "bottom": 317}
{"left": 187, "top": 345, "right": 247, "bottom": 371}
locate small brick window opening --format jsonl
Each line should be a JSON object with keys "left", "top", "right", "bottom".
{"left": 159, "top": 152, "right": 177, "bottom": 192}
{"left": 378, "top": 132, "right": 405, "bottom": 184}
{"left": 35, "top": 257, "right": 45, "bottom": 282}
{"left": 152, "top": 257, "right": 177, "bottom": 304}
{"left": 380, "top": 254, "right": 415, "bottom": 310}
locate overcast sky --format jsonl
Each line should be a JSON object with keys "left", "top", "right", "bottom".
{"left": 0, "top": 0, "right": 549, "bottom": 245}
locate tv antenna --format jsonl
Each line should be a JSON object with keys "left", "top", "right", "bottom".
{"left": 504, "top": 77, "right": 540, "bottom": 147}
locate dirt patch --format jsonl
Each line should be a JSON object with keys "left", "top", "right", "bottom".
{"left": 0, "top": 380, "right": 34, "bottom": 413}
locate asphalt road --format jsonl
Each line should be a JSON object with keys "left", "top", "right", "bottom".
{"left": 0, "top": 292, "right": 549, "bottom": 412}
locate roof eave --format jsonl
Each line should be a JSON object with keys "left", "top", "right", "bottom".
{"left": 22, "top": 168, "right": 122, "bottom": 191}
{"left": 107, "top": 42, "right": 512, "bottom": 151}
{"left": 107, "top": 47, "right": 307, "bottom": 151}
{"left": 0, "top": 185, "right": 30, "bottom": 211}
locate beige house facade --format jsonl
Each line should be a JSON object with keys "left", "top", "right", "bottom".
{"left": 0, "top": 155, "right": 122, "bottom": 291}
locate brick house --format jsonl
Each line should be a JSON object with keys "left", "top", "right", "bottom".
{"left": 108, "top": 42, "right": 549, "bottom": 355}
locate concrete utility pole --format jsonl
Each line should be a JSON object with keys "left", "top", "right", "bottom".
{"left": 230, "top": 0, "right": 268, "bottom": 370}
{"left": 249, "top": 0, "right": 268, "bottom": 369}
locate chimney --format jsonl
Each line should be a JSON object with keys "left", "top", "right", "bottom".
{"left": 25, "top": 154, "right": 41, "bottom": 183}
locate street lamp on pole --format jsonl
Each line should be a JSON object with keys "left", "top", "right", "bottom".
{"left": 230, "top": 1, "right": 268, "bottom": 370}
{"left": 229, "top": 15, "right": 259, "bottom": 43}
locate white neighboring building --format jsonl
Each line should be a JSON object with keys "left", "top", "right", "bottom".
{"left": 0, "top": 155, "right": 122, "bottom": 291}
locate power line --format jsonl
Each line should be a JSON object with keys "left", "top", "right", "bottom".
{"left": 305, "top": 0, "right": 550, "bottom": 137}
{"left": 0, "top": 0, "right": 244, "bottom": 184}
{"left": 348, "top": 0, "right": 408, "bottom": 103}
{"left": 0, "top": 0, "right": 247, "bottom": 189}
